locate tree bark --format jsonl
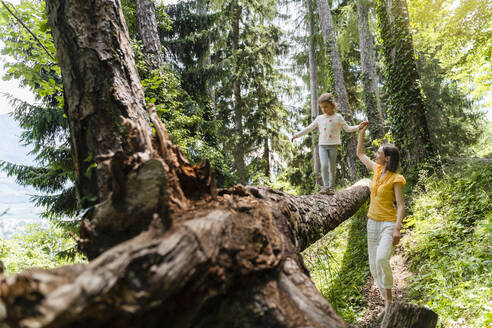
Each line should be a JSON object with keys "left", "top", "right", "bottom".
{"left": 46, "top": 0, "right": 155, "bottom": 211}
{"left": 381, "top": 302, "right": 438, "bottom": 328}
{"left": 316, "top": 0, "right": 358, "bottom": 181}
{"left": 356, "top": 0, "right": 385, "bottom": 139}
{"left": 0, "top": 1, "right": 372, "bottom": 327}
{"left": 307, "top": 0, "right": 322, "bottom": 186}
{"left": 135, "top": 0, "right": 163, "bottom": 70}
{"left": 46, "top": 0, "right": 215, "bottom": 259}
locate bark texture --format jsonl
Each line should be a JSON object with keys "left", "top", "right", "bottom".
{"left": 0, "top": 1, "right": 373, "bottom": 327}
{"left": 135, "top": 0, "right": 163, "bottom": 69}
{"left": 307, "top": 0, "right": 322, "bottom": 185}
{"left": 47, "top": 0, "right": 153, "bottom": 209}
{"left": 356, "top": 0, "right": 385, "bottom": 138}
{"left": 381, "top": 302, "right": 438, "bottom": 328}
{"left": 316, "top": 0, "right": 358, "bottom": 180}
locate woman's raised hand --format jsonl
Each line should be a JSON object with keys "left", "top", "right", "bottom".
{"left": 358, "top": 121, "right": 369, "bottom": 131}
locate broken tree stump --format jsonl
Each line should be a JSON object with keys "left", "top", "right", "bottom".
{"left": 381, "top": 302, "right": 438, "bottom": 328}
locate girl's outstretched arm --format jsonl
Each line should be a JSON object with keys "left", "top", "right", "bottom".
{"left": 356, "top": 122, "right": 375, "bottom": 171}
{"left": 340, "top": 115, "right": 359, "bottom": 132}
{"left": 292, "top": 117, "right": 319, "bottom": 142}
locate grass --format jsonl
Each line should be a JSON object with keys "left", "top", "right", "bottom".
{"left": 402, "top": 161, "right": 491, "bottom": 328}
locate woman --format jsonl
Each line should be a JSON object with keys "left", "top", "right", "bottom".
{"left": 356, "top": 122, "right": 406, "bottom": 311}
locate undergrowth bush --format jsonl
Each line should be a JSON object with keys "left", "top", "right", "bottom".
{"left": 0, "top": 222, "right": 86, "bottom": 274}
{"left": 403, "top": 161, "right": 491, "bottom": 327}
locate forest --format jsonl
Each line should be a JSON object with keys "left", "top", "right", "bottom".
{"left": 0, "top": 0, "right": 490, "bottom": 327}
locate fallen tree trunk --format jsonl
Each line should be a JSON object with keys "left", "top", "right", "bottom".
{"left": 0, "top": 1, "right": 372, "bottom": 327}
{"left": 0, "top": 181, "right": 370, "bottom": 328}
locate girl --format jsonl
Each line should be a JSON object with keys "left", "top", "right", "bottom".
{"left": 356, "top": 121, "right": 406, "bottom": 312}
{"left": 291, "top": 93, "right": 362, "bottom": 195}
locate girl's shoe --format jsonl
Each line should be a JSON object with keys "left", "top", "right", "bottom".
{"left": 319, "top": 186, "right": 334, "bottom": 195}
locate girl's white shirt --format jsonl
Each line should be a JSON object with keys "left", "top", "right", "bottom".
{"left": 294, "top": 113, "right": 358, "bottom": 145}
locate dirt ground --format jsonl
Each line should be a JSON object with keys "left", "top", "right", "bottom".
{"left": 352, "top": 246, "right": 412, "bottom": 328}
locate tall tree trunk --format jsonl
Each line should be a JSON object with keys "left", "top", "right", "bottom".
{"left": 135, "top": 0, "right": 163, "bottom": 70}
{"left": 46, "top": 0, "right": 214, "bottom": 259}
{"left": 356, "top": 0, "right": 385, "bottom": 139}
{"left": 0, "top": 0, "right": 373, "bottom": 326}
{"left": 316, "top": 0, "right": 358, "bottom": 181}
{"left": 307, "top": 0, "right": 322, "bottom": 186}
{"left": 375, "top": 0, "right": 437, "bottom": 166}
{"left": 232, "top": 0, "right": 247, "bottom": 185}
{"left": 263, "top": 136, "right": 270, "bottom": 177}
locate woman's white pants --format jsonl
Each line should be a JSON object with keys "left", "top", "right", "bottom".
{"left": 367, "top": 218, "right": 395, "bottom": 299}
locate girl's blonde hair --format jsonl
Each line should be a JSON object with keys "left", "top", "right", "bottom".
{"left": 317, "top": 93, "right": 339, "bottom": 112}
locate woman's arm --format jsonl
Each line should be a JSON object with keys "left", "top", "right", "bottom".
{"left": 356, "top": 122, "right": 375, "bottom": 171}
{"left": 392, "top": 182, "right": 405, "bottom": 246}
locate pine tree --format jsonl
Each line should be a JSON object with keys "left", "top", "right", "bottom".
{"left": 0, "top": 0, "right": 76, "bottom": 221}
{"left": 163, "top": 0, "right": 290, "bottom": 185}
{"left": 214, "top": 0, "right": 290, "bottom": 184}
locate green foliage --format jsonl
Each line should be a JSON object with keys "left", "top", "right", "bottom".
{"left": 162, "top": 0, "right": 292, "bottom": 184}
{"left": 402, "top": 161, "right": 492, "bottom": 327}
{"left": 0, "top": 223, "right": 86, "bottom": 274}
{"left": 0, "top": 1, "right": 76, "bottom": 220}
{"left": 417, "top": 53, "right": 485, "bottom": 158}
{"left": 408, "top": 0, "right": 492, "bottom": 106}
{"left": 0, "top": 0, "right": 61, "bottom": 102}
{"left": 214, "top": 0, "right": 291, "bottom": 183}
{"left": 303, "top": 204, "right": 370, "bottom": 323}
{"left": 160, "top": 0, "right": 218, "bottom": 108}
{"left": 471, "top": 121, "right": 492, "bottom": 158}
{"left": 131, "top": 39, "right": 235, "bottom": 187}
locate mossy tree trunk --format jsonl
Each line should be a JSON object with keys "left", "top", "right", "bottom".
{"left": 375, "top": 0, "right": 437, "bottom": 167}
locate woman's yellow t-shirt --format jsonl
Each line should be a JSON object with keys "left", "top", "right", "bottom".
{"left": 367, "top": 164, "right": 406, "bottom": 222}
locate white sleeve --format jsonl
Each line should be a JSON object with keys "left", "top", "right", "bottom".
{"left": 295, "top": 117, "right": 319, "bottom": 138}
{"left": 339, "top": 114, "right": 358, "bottom": 132}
